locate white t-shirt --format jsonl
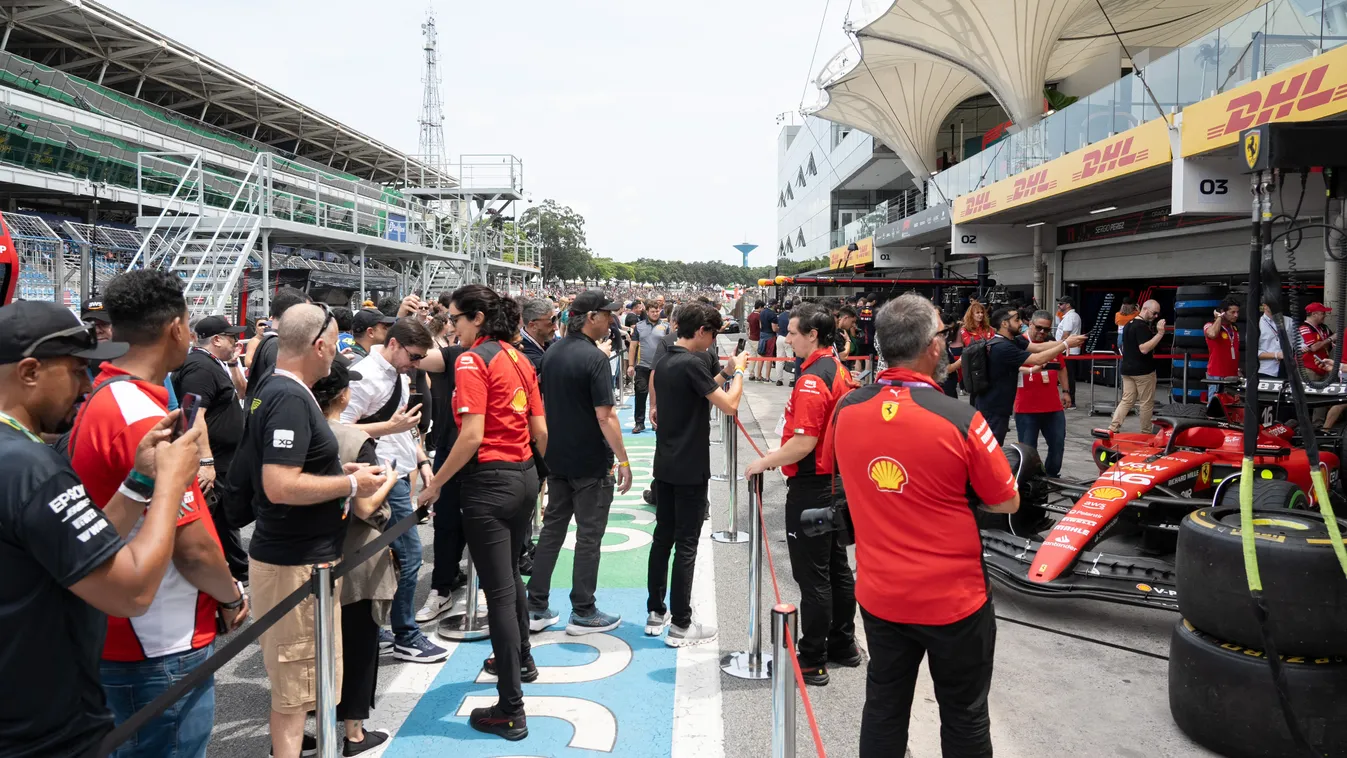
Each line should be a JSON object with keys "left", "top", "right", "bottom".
{"left": 1056, "top": 309, "right": 1082, "bottom": 355}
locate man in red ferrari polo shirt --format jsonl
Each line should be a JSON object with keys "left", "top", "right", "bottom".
{"left": 1015, "top": 310, "right": 1071, "bottom": 477}
{"left": 1203, "top": 296, "right": 1241, "bottom": 398}
{"left": 820, "top": 293, "right": 1019, "bottom": 758}
{"left": 746, "top": 302, "right": 857, "bottom": 686}
{"left": 1299, "top": 301, "right": 1336, "bottom": 380}
{"left": 70, "top": 270, "right": 248, "bottom": 758}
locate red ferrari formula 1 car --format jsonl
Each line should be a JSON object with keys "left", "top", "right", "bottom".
{"left": 981, "top": 414, "right": 1341, "bottom": 611}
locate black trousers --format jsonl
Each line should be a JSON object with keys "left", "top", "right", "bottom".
{"left": 1066, "top": 358, "right": 1084, "bottom": 406}
{"left": 460, "top": 464, "right": 539, "bottom": 717}
{"left": 430, "top": 473, "right": 466, "bottom": 595}
{"left": 784, "top": 475, "right": 857, "bottom": 665}
{"left": 859, "top": 601, "right": 996, "bottom": 758}
{"left": 634, "top": 366, "right": 653, "bottom": 424}
{"left": 206, "top": 478, "right": 248, "bottom": 583}
{"left": 336, "top": 599, "right": 379, "bottom": 722}
{"left": 647, "top": 479, "right": 708, "bottom": 628}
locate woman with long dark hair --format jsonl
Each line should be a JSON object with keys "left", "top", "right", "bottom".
{"left": 417, "top": 284, "right": 546, "bottom": 741}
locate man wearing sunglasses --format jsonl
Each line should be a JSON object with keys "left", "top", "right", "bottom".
{"left": 1014, "top": 311, "right": 1073, "bottom": 477}
{"left": 519, "top": 298, "right": 558, "bottom": 373}
{"left": 341, "top": 317, "right": 448, "bottom": 663}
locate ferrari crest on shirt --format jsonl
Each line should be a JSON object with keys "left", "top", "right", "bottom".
{"left": 868, "top": 456, "right": 908, "bottom": 493}
{"left": 881, "top": 400, "right": 899, "bottom": 422}
{"left": 509, "top": 387, "right": 528, "bottom": 412}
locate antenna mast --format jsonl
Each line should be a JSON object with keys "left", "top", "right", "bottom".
{"left": 419, "top": 8, "right": 446, "bottom": 168}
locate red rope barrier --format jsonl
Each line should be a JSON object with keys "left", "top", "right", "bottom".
{"left": 734, "top": 416, "right": 828, "bottom": 758}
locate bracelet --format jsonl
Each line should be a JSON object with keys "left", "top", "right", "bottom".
{"left": 219, "top": 580, "right": 246, "bottom": 610}
{"left": 128, "top": 470, "right": 155, "bottom": 489}
{"left": 418, "top": 460, "right": 432, "bottom": 469}
{"left": 199, "top": 458, "right": 215, "bottom": 467}
{"left": 122, "top": 473, "right": 154, "bottom": 500}
{"left": 348, "top": 474, "right": 358, "bottom": 498}
{"left": 618, "top": 461, "right": 631, "bottom": 468}
{"left": 225, "top": 361, "right": 239, "bottom": 367}
{"left": 117, "top": 483, "right": 151, "bottom": 504}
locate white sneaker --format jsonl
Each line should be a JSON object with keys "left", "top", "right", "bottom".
{"left": 416, "top": 590, "right": 449, "bottom": 623}
{"left": 666, "top": 621, "right": 718, "bottom": 647}
{"left": 644, "top": 611, "right": 670, "bottom": 636}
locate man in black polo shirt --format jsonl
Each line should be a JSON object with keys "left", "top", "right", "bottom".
{"left": 975, "top": 307, "right": 1081, "bottom": 445}
{"left": 527, "top": 290, "right": 634, "bottom": 635}
{"left": 1111, "top": 299, "right": 1165, "bottom": 434}
{"left": 174, "top": 314, "right": 249, "bottom": 582}
{"left": 647, "top": 301, "right": 748, "bottom": 646}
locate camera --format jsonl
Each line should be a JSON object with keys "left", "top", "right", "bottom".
{"left": 799, "top": 484, "right": 854, "bottom": 546}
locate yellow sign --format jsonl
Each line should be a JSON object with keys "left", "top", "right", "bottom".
{"left": 881, "top": 400, "right": 899, "bottom": 422}
{"left": 828, "top": 236, "right": 873, "bottom": 270}
{"left": 953, "top": 118, "right": 1172, "bottom": 223}
{"left": 1182, "top": 44, "right": 1347, "bottom": 157}
{"left": 1243, "top": 130, "right": 1261, "bottom": 169}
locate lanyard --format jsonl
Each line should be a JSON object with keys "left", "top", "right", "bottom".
{"left": 0, "top": 410, "right": 42, "bottom": 444}
{"left": 1222, "top": 322, "right": 1237, "bottom": 360}
{"left": 191, "top": 346, "right": 230, "bottom": 376}
{"left": 273, "top": 369, "right": 319, "bottom": 407}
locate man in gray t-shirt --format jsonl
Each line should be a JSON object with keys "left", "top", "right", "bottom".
{"left": 626, "top": 302, "right": 669, "bottom": 433}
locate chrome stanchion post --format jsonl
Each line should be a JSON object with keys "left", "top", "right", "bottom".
{"left": 710, "top": 402, "right": 722, "bottom": 445}
{"left": 722, "top": 473, "right": 770, "bottom": 677}
{"left": 771, "top": 604, "right": 798, "bottom": 758}
{"left": 712, "top": 413, "right": 748, "bottom": 541}
{"left": 313, "top": 562, "right": 339, "bottom": 758}
{"left": 437, "top": 555, "right": 489, "bottom": 641}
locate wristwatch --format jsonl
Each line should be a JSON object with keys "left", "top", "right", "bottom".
{"left": 219, "top": 580, "right": 246, "bottom": 610}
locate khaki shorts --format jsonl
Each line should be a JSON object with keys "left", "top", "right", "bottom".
{"left": 250, "top": 558, "right": 344, "bottom": 715}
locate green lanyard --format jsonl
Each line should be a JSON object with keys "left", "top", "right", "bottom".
{"left": 0, "top": 410, "right": 42, "bottom": 444}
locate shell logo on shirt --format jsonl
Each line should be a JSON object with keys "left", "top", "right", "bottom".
{"left": 881, "top": 400, "right": 899, "bottom": 422}
{"left": 509, "top": 387, "right": 528, "bottom": 413}
{"left": 868, "top": 457, "right": 909, "bottom": 493}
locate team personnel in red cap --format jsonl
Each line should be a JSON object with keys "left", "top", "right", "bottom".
{"left": 746, "top": 302, "right": 858, "bottom": 686}
{"left": 1203, "top": 296, "right": 1241, "bottom": 397}
{"left": 1300, "top": 302, "right": 1336, "bottom": 380}
{"left": 821, "top": 293, "right": 1019, "bottom": 758}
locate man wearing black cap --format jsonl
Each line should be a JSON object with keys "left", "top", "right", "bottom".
{"left": 349, "top": 308, "right": 397, "bottom": 359}
{"left": 173, "top": 315, "right": 250, "bottom": 583}
{"left": 0, "top": 300, "right": 206, "bottom": 758}
{"left": 527, "top": 290, "right": 633, "bottom": 635}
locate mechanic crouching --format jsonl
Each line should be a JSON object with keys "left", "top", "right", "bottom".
{"left": 821, "top": 294, "right": 1020, "bottom": 758}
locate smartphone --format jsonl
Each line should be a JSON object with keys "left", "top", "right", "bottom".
{"left": 735, "top": 337, "right": 747, "bottom": 355}
{"left": 406, "top": 392, "right": 424, "bottom": 412}
{"left": 174, "top": 393, "right": 202, "bottom": 440}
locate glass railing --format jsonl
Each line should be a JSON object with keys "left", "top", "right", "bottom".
{"left": 926, "top": 0, "right": 1343, "bottom": 207}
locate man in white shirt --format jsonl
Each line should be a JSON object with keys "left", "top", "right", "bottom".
{"left": 342, "top": 317, "right": 449, "bottom": 663}
{"left": 1055, "top": 296, "right": 1083, "bottom": 409}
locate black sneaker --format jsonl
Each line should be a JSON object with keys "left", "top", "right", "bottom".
{"left": 776, "top": 380, "right": 784, "bottom": 386}
{"left": 469, "top": 704, "right": 528, "bottom": 741}
{"left": 828, "top": 645, "right": 864, "bottom": 668}
{"left": 483, "top": 654, "right": 539, "bottom": 683}
{"left": 798, "top": 658, "right": 829, "bottom": 686}
{"left": 343, "top": 729, "right": 389, "bottom": 756}
{"left": 271, "top": 733, "right": 316, "bottom": 757}
{"left": 633, "top": 423, "right": 646, "bottom": 434}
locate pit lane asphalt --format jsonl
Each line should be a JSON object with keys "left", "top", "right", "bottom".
{"left": 717, "top": 354, "right": 1220, "bottom": 758}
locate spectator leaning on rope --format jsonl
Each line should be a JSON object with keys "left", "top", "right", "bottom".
{"left": 0, "top": 301, "right": 204, "bottom": 758}
{"left": 821, "top": 294, "right": 1020, "bottom": 758}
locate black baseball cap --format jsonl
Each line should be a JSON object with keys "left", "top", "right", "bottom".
{"left": 311, "top": 353, "right": 363, "bottom": 405}
{"left": 352, "top": 308, "right": 396, "bottom": 333}
{"left": 0, "top": 300, "right": 128, "bottom": 364}
{"left": 1056, "top": 295, "right": 1074, "bottom": 307}
{"left": 570, "top": 289, "right": 620, "bottom": 314}
{"left": 194, "top": 315, "right": 246, "bottom": 338}
{"left": 81, "top": 300, "right": 112, "bottom": 324}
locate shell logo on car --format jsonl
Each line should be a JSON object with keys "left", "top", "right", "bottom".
{"left": 868, "top": 457, "right": 908, "bottom": 493}
{"left": 1086, "top": 486, "right": 1127, "bottom": 501}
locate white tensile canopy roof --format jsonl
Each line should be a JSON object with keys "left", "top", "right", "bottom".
{"left": 813, "top": 0, "right": 1271, "bottom": 180}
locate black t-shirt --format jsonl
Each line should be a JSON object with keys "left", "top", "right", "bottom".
{"left": 540, "top": 334, "right": 617, "bottom": 478}
{"left": 975, "top": 336, "right": 1031, "bottom": 417}
{"left": 429, "top": 345, "right": 468, "bottom": 454}
{"left": 1121, "top": 318, "right": 1158, "bottom": 376}
{"left": 624, "top": 313, "right": 639, "bottom": 329}
{"left": 173, "top": 350, "right": 245, "bottom": 472}
{"left": 653, "top": 346, "right": 720, "bottom": 485}
{"left": 245, "top": 332, "right": 279, "bottom": 405}
{"left": 0, "top": 424, "right": 122, "bottom": 757}
{"left": 247, "top": 375, "right": 349, "bottom": 565}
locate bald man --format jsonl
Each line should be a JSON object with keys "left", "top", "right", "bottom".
{"left": 1111, "top": 299, "right": 1166, "bottom": 434}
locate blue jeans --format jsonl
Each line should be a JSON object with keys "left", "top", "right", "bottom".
{"left": 1016, "top": 411, "right": 1066, "bottom": 477}
{"left": 388, "top": 476, "right": 424, "bottom": 645}
{"left": 101, "top": 643, "right": 214, "bottom": 758}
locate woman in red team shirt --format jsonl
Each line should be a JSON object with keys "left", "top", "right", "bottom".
{"left": 418, "top": 284, "right": 547, "bottom": 742}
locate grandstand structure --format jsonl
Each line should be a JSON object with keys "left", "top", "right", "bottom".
{"left": 0, "top": 0, "right": 540, "bottom": 318}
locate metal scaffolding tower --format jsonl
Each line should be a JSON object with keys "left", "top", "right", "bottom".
{"left": 419, "top": 9, "right": 447, "bottom": 172}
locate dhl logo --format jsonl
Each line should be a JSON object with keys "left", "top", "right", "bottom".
{"left": 1073, "top": 136, "right": 1148, "bottom": 181}
{"left": 1007, "top": 169, "right": 1056, "bottom": 203}
{"left": 1209, "top": 64, "right": 1347, "bottom": 140}
{"left": 961, "top": 190, "right": 995, "bottom": 217}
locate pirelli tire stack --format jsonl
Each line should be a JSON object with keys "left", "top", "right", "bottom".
{"left": 1169, "top": 487, "right": 1347, "bottom": 757}
{"left": 1170, "top": 285, "right": 1246, "bottom": 407}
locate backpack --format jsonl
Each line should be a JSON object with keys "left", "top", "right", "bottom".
{"left": 960, "top": 335, "right": 999, "bottom": 397}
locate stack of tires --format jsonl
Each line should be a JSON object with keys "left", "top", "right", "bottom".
{"left": 1170, "top": 480, "right": 1347, "bottom": 757}
{"left": 1171, "top": 285, "right": 1248, "bottom": 406}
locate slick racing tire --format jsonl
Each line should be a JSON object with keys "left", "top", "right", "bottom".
{"left": 1178, "top": 500, "right": 1347, "bottom": 656}
{"left": 1172, "top": 315, "right": 1209, "bottom": 350}
{"left": 1174, "top": 285, "right": 1228, "bottom": 316}
{"left": 1168, "top": 619, "right": 1347, "bottom": 758}
{"left": 976, "top": 443, "right": 1050, "bottom": 534}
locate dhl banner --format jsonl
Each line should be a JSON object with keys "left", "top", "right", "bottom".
{"left": 953, "top": 117, "right": 1172, "bottom": 224}
{"left": 828, "top": 236, "right": 874, "bottom": 270}
{"left": 1182, "top": 43, "right": 1347, "bottom": 157}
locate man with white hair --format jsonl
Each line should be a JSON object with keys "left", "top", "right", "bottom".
{"left": 519, "top": 298, "right": 557, "bottom": 373}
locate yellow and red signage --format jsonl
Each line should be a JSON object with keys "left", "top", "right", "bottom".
{"left": 953, "top": 117, "right": 1172, "bottom": 224}
{"left": 1182, "top": 43, "right": 1347, "bottom": 157}
{"left": 827, "top": 236, "right": 873, "bottom": 270}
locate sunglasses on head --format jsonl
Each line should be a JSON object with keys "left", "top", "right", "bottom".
{"left": 311, "top": 304, "right": 333, "bottom": 346}
{"left": 24, "top": 323, "right": 97, "bottom": 358}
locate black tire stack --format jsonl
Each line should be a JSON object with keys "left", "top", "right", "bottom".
{"left": 1171, "top": 285, "right": 1239, "bottom": 406}
{"left": 1170, "top": 481, "right": 1347, "bottom": 757}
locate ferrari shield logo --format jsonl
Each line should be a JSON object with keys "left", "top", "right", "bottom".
{"left": 1243, "top": 130, "right": 1261, "bottom": 170}
{"left": 881, "top": 400, "right": 899, "bottom": 422}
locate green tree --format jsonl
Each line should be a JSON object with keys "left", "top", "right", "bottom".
{"left": 519, "top": 200, "right": 592, "bottom": 281}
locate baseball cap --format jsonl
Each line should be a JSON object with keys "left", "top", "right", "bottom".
{"left": 194, "top": 315, "right": 246, "bottom": 338}
{"left": 81, "top": 300, "right": 112, "bottom": 324}
{"left": 570, "top": 289, "right": 620, "bottom": 314}
{"left": 1307, "top": 302, "right": 1333, "bottom": 314}
{"left": 352, "top": 308, "right": 396, "bottom": 333}
{"left": 311, "top": 353, "right": 364, "bottom": 405}
{"left": 0, "top": 300, "right": 128, "bottom": 364}
{"left": 1056, "top": 295, "right": 1074, "bottom": 307}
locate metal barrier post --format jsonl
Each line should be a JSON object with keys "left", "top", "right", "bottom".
{"left": 711, "top": 412, "right": 746, "bottom": 486}
{"left": 722, "top": 473, "right": 770, "bottom": 677}
{"left": 313, "top": 562, "right": 339, "bottom": 758}
{"left": 710, "top": 403, "right": 722, "bottom": 444}
{"left": 771, "top": 604, "right": 798, "bottom": 758}
{"left": 437, "top": 556, "right": 489, "bottom": 641}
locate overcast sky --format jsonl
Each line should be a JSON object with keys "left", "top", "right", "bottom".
{"left": 102, "top": 0, "right": 854, "bottom": 267}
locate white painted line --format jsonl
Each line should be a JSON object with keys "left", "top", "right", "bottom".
{"left": 457, "top": 695, "right": 618, "bottom": 751}
{"left": 476, "top": 631, "right": 633, "bottom": 684}
{"left": 672, "top": 520, "right": 725, "bottom": 758}
{"left": 372, "top": 645, "right": 455, "bottom": 741}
